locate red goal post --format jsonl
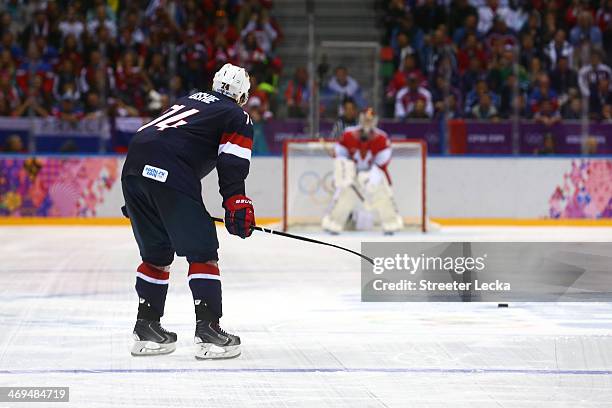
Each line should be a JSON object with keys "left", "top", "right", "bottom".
{"left": 282, "top": 138, "right": 427, "bottom": 232}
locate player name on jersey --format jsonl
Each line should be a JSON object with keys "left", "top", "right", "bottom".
{"left": 189, "top": 92, "right": 220, "bottom": 104}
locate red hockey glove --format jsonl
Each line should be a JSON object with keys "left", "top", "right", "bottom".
{"left": 223, "top": 195, "right": 255, "bottom": 238}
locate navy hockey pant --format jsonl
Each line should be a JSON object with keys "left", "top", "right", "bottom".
{"left": 122, "top": 175, "right": 222, "bottom": 321}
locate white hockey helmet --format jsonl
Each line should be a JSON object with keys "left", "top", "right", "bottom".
{"left": 212, "top": 63, "right": 250, "bottom": 106}
{"left": 358, "top": 107, "right": 378, "bottom": 132}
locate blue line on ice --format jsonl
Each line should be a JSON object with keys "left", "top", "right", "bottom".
{"left": 1, "top": 367, "right": 612, "bottom": 375}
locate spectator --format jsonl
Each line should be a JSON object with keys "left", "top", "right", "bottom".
{"left": 460, "top": 57, "right": 486, "bottom": 97}
{"left": 207, "top": 32, "right": 239, "bottom": 75}
{"left": 589, "top": 77, "right": 612, "bottom": 119}
{"left": 453, "top": 13, "right": 479, "bottom": 46}
{"left": 526, "top": 56, "right": 545, "bottom": 89}
{"left": 457, "top": 33, "right": 486, "bottom": 73}
{"left": 92, "top": 25, "right": 119, "bottom": 62}
{"left": 534, "top": 98, "right": 561, "bottom": 126}
{"left": 21, "top": 9, "right": 60, "bottom": 48}
{"left": 562, "top": 95, "right": 584, "bottom": 119}
{"left": 431, "top": 76, "right": 462, "bottom": 117}
{"left": 109, "top": 97, "right": 139, "bottom": 117}
{"left": 414, "top": 0, "right": 447, "bottom": 34}
{"left": 2, "top": 134, "right": 26, "bottom": 153}
{"left": 464, "top": 79, "right": 500, "bottom": 116}
{"left": 0, "top": 94, "right": 12, "bottom": 116}
{"left": 393, "top": 13, "right": 425, "bottom": 54}
{"left": 59, "top": 34, "right": 84, "bottom": 72}
{"left": 284, "top": 67, "right": 309, "bottom": 118}
{"left": 122, "top": 10, "right": 146, "bottom": 46}
{"left": 421, "top": 28, "right": 455, "bottom": 78}
{"left": 115, "top": 51, "right": 147, "bottom": 112}
{"left": 241, "top": 9, "right": 278, "bottom": 55}
{"left": 326, "top": 66, "right": 365, "bottom": 109}
{"left": 177, "top": 30, "right": 208, "bottom": 92}
{"left": 544, "top": 29, "right": 573, "bottom": 69}
{"left": 565, "top": 0, "right": 586, "bottom": 29}
{"left": 331, "top": 99, "right": 359, "bottom": 138}
{"left": 12, "top": 75, "right": 51, "bottom": 118}
{"left": 519, "top": 34, "right": 541, "bottom": 70}
{"left": 386, "top": 53, "right": 425, "bottom": 107}
{"left": 53, "top": 94, "right": 84, "bottom": 124}
{"left": 477, "top": 0, "right": 515, "bottom": 35}
{"left": 383, "top": 0, "right": 409, "bottom": 42}
{"left": 540, "top": 11, "right": 559, "bottom": 47}
{"left": 449, "top": 0, "right": 478, "bottom": 37}
{"left": 147, "top": 53, "right": 169, "bottom": 93}
{"left": 438, "top": 93, "right": 463, "bottom": 119}
{"left": 83, "top": 92, "right": 104, "bottom": 119}
{"left": 87, "top": 4, "right": 117, "bottom": 38}
{"left": 529, "top": 74, "right": 558, "bottom": 114}
{"left": 0, "top": 74, "right": 19, "bottom": 111}
{"left": 550, "top": 55, "right": 578, "bottom": 102}
{"left": 471, "top": 93, "right": 499, "bottom": 120}
{"left": 207, "top": 10, "right": 239, "bottom": 47}
{"left": 53, "top": 59, "right": 80, "bottom": 102}
{"left": 15, "top": 43, "right": 54, "bottom": 95}
{"left": 395, "top": 73, "right": 433, "bottom": 119}
{"left": 570, "top": 11, "right": 603, "bottom": 48}
{"left": 597, "top": 0, "right": 612, "bottom": 33}
{"left": 238, "top": 31, "right": 266, "bottom": 73}
{"left": 0, "top": 11, "right": 20, "bottom": 38}
{"left": 393, "top": 32, "right": 416, "bottom": 70}
{"left": 79, "top": 49, "right": 116, "bottom": 97}
{"left": 578, "top": 50, "right": 612, "bottom": 96}
{"left": 0, "top": 31, "right": 22, "bottom": 62}
{"left": 58, "top": 5, "right": 85, "bottom": 40}
{"left": 602, "top": 104, "right": 612, "bottom": 122}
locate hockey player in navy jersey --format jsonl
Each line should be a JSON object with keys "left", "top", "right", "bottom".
{"left": 121, "top": 63, "right": 255, "bottom": 359}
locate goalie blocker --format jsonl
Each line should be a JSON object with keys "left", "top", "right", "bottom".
{"left": 322, "top": 108, "right": 404, "bottom": 234}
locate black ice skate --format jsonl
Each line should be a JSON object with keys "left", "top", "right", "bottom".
{"left": 131, "top": 319, "right": 177, "bottom": 356}
{"left": 194, "top": 320, "right": 241, "bottom": 360}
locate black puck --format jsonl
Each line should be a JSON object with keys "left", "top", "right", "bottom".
{"left": 498, "top": 303, "right": 508, "bottom": 308}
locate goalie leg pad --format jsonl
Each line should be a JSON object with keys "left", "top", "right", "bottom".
{"left": 322, "top": 187, "right": 360, "bottom": 233}
{"left": 334, "top": 158, "right": 356, "bottom": 189}
{"left": 365, "top": 178, "right": 404, "bottom": 233}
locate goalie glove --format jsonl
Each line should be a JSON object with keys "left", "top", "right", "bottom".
{"left": 223, "top": 195, "right": 255, "bottom": 238}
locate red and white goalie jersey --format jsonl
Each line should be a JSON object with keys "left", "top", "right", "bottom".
{"left": 335, "top": 125, "right": 392, "bottom": 180}
{"left": 323, "top": 109, "right": 403, "bottom": 234}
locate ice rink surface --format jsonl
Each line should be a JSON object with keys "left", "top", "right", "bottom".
{"left": 1, "top": 225, "right": 612, "bottom": 407}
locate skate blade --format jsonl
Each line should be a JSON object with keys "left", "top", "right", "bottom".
{"left": 195, "top": 343, "right": 241, "bottom": 360}
{"left": 131, "top": 340, "right": 176, "bottom": 356}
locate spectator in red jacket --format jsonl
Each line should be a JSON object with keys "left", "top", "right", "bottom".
{"left": 207, "top": 10, "right": 239, "bottom": 46}
{"left": 457, "top": 32, "right": 487, "bottom": 73}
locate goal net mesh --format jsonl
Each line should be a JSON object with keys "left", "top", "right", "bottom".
{"left": 283, "top": 140, "right": 426, "bottom": 232}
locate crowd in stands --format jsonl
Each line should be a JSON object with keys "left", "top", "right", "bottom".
{"left": 4, "top": 1, "right": 612, "bottom": 153}
{"left": 377, "top": 0, "right": 612, "bottom": 122}
{"left": 0, "top": 0, "right": 282, "bottom": 129}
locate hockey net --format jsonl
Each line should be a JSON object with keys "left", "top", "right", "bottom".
{"left": 282, "top": 139, "right": 427, "bottom": 232}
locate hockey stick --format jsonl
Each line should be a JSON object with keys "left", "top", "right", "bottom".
{"left": 211, "top": 217, "right": 374, "bottom": 265}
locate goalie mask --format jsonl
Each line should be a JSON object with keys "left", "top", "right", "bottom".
{"left": 358, "top": 108, "right": 378, "bottom": 141}
{"left": 212, "top": 63, "right": 251, "bottom": 106}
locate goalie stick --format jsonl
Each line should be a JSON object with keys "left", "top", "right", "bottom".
{"left": 211, "top": 216, "right": 374, "bottom": 265}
